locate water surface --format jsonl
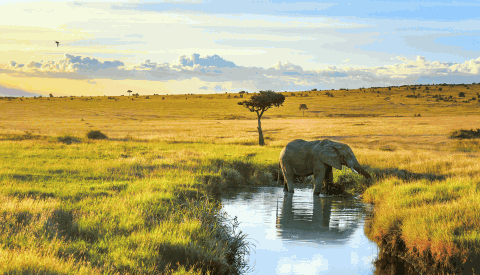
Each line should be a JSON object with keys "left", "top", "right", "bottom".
{"left": 221, "top": 187, "right": 378, "bottom": 274}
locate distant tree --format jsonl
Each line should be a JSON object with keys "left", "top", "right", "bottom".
{"left": 239, "top": 91, "right": 246, "bottom": 94}
{"left": 49, "top": 93, "right": 53, "bottom": 98}
{"left": 127, "top": 90, "right": 132, "bottom": 96}
{"left": 299, "top": 104, "right": 308, "bottom": 116}
{"left": 238, "top": 90, "right": 285, "bottom": 146}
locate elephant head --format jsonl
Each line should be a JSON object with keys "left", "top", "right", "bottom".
{"left": 317, "top": 139, "right": 371, "bottom": 179}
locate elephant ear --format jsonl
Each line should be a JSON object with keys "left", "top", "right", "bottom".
{"left": 317, "top": 142, "right": 343, "bottom": 170}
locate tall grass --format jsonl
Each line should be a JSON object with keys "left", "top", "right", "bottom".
{"left": 0, "top": 138, "right": 265, "bottom": 274}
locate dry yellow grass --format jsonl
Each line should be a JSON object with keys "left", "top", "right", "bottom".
{"left": 2, "top": 85, "right": 480, "bottom": 148}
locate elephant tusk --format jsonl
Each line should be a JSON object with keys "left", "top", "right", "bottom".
{"left": 351, "top": 168, "right": 358, "bottom": 174}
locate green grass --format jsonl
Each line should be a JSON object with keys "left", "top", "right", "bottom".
{"left": 0, "top": 138, "right": 269, "bottom": 274}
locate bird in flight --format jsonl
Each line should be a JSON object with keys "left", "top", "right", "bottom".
{"left": 54, "top": 41, "right": 60, "bottom": 47}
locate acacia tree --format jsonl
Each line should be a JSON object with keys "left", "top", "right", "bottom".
{"left": 127, "top": 90, "right": 132, "bottom": 96}
{"left": 299, "top": 104, "right": 308, "bottom": 116}
{"left": 238, "top": 90, "right": 285, "bottom": 146}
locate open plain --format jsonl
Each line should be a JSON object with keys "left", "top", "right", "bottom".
{"left": 1, "top": 84, "right": 480, "bottom": 274}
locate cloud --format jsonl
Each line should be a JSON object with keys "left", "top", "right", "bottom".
{"left": 173, "top": 53, "right": 238, "bottom": 68}
{"left": 3, "top": 53, "right": 480, "bottom": 95}
{"left": 5, "top": 54, "right": 124, "bottom": 73}
{"left": 213, "top": 85, "right": 226, "bottom": 92}
{"left": 0, "top": 84, "right": 39, "bottom": 97}
{"left": 2, "top": 54, "right": 130, "bottom": 80}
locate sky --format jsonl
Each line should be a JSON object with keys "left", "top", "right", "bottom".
{"left": 1, "top": 0, "right": 480, "bottom": 96}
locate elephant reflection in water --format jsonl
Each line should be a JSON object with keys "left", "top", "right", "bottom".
{"left": 276, "top": 193, "right": 363, "bottom": 244}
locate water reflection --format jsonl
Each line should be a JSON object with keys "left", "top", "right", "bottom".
{"left": 221, "top": 187, "right": 378, "bottom": 274}
{"left": 276, "top": 193, "right": 364, "bottom": 245}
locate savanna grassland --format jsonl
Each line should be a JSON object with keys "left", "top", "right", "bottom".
{"left": 1, "top": 83, "right": 480, "bottom": 274}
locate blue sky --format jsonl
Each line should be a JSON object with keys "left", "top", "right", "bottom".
{"left": 1, "top": 0, "right": 480, "bottom": 96}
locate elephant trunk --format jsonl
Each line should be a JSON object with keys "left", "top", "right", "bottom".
{"left": 348, "top": 159, "right": 371, "bottom": 179}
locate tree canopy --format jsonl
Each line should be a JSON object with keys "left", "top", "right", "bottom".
{"left": 299, "top": 104, "right": 308, "bottom": 116}
{"left": 237, "top": 90, "right": 285, "bottom": 145}
{"left": 237, "top": 90, "right": 285, "bottom": 115}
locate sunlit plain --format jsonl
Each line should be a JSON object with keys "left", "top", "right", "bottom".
{"left": 1, "top": 85, "right": 480, "bottom": 273}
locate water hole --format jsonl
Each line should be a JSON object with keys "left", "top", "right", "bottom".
{"left": 221, "top": 186, "right": 420, "bottom": 275}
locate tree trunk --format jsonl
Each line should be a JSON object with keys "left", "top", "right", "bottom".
{"left": 257, "top": 116, "right": 265, "bottom": 146}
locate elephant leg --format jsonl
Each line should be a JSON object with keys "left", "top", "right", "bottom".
{"left": 282, "top": 165, "right": 295, "bottom": 193}
{"left": 313, "top": 165, "right": 326, "bottom": 196}
{"left": 324, "top": 165, "right": 333, "bottom": 194}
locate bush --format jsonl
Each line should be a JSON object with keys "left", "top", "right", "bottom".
{"left": 201, "top": 174, "right": 225, "bottom": 194}
{"left": 57, "top": 135, "right": 81, "bottom": 144}
{"left": 231, "top": 161, "right": 255, "bottom": 180}
{"left": 220, "top": 168, "right": 243, "bottom": 187}
{"left": 87, "top": 130, "right": 108, "bottom": 140}
{"left": 449, "top": 129, "right": 480, "bottom": 139}
{"left": 459, "top": 92, "right": 466, "bottom": 97}
{"left": 252, "top": 171, "right": 273, "bottom": 185}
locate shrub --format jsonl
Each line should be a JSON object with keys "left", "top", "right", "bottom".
{"left": 220, "top": 168, "right": 243, "bottom": 186}
{"left": 201, "top": 174, "right": 225, "bottom": 194}
{"left": 57, "top": 135, "right": 81, "bottom": 144}
{"left": 87, "top": 130, "right": 108, "bottom": 140}
{"left": 231, "top": 161, "right": 255, "bottom": 180}
{"left": 449, "top": 129, "right": 480, "bottom": 139}
{"left": 252, "top": 171, "right": 273, "bottom": 185}
{"left": 459, "top": 92, "right": 466, "bottom": 97}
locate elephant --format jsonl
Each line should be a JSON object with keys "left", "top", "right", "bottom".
{"left": 278, "top": 139, "right": 371, "bottom": 195}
